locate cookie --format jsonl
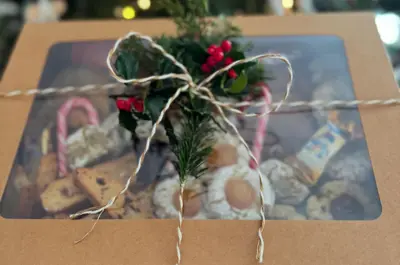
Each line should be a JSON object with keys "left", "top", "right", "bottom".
{"left": 93, "top": 153, "right": 137, "bottom": 183}
{"left": 325, "top": 148, "right": 372, "bottom": 183}
{"left": 207, "top": 144, "right": 238, "bottom": 169}
{"left": 153, "top": 176, "right": 207, "bottom": 219}
{"left": 260, "top": 159, "right": 310, "bottom": 205}
{"left": 36, "top": 153, "right": 58, "bottom": 192}
{"left": 306, "top": 180, "right": 381, "bottom": 220}
{"left": 74, "top": 168, "right": 126, "bottom": 219}
{"left": 206, "top": 165, "right": 275, "bottom": 220}
{"left": 40, "top": 175, "right": 87, "bottom": 214}
{"left": 126, "top": 187, "right": 154, "bottom": 218}
{"left": 268, "top": 204, "right": 306, "bottom": 220}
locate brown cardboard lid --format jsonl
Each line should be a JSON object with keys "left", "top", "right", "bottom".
{"left": 0, "top": 13, "right": 399, "bottom": 265}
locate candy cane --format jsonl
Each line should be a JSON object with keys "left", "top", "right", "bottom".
{"left": 250, "top": 83, "right": 272, "bottom": 169}
{"left": 57, "top": 97, "right": 99, "bottom": 177}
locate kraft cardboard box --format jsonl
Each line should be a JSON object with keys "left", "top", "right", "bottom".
{"left": 0, "top": 13, "right": 399, "bottom": 265}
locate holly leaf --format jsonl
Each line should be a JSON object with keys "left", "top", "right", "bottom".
{"left": 145, "top": 96, "right": 166, "bottom": 123}
{"left": 227, "top": 50, "right": 245, "bottom": 61}
{"left": 233, "top": 61, "right": 256, "bottom": 75}
{"left": 118, "top": 110, "right": 137, "bottom": 134}
{"left": 115, "top": 51, "right": 138, "bottom": 80}
{"left": 180, "top": 41, "right": 208, "bottom": 64}
{"left": 228, "top": 71, "right": 248, "bottom": 94}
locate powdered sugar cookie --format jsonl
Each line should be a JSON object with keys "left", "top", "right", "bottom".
{"left": 325, "top": 145, "right": 372, "bottom": 184}
{"left": 153, "top": 176, "right": 208, "bottom": 219}
{"left": 260, "top": 159, "right": 310, "bottom": 205}
{"left": 206, "top": 165, "right": 275, "bottom": 220}
{"left": 207, "top": 132, "right": 250, "bottom": 170}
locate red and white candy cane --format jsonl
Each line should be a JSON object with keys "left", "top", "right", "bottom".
{"left": 57, "top": 97, "right": 99, "bottom": 177}
{"left": 249, "top": 83, "right": 272, "bottom": 169}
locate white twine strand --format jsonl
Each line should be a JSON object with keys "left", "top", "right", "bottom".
{"left": 1, "top": 83, "right": 400, "bottom": 111}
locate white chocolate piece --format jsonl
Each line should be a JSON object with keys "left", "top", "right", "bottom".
{"left": 66, "top": 125, "right": 111, "bottom": 169}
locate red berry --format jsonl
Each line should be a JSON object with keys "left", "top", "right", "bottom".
{"left": 207, "top": 44, "right": 218, "bottom": 55}
{"left": 228, "top": 69, "right": 237, "bottom": 79}
{"left": 221, "top": 40, "right": 232, "bottom": 52}
{"left": 224, "top": 57, "right": 234, "bottom": 66}
{"left": 213, "top": 49, "right": 224, "bottom": 62}
{"left": 201, "top": 63, "right": 211, "bottom": 73}
{"left": 207, "top": 56, "right": 217, "bottom": 67}
{"left": 116, "top": 99, "right": 131, "bottom": 111}
{"left": 128, "top": 97, "right": 144, "bottom": 113}
{"left": 133, "top": 100, "right": 144, "bottom": 113}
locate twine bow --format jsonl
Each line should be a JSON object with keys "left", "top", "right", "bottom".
{"left": 70, "top": 32, "right": 294, "bottom": 264}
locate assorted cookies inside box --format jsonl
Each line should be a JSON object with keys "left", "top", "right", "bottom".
{"left": 0, "top": 38, "right": 382, "bottom": 221}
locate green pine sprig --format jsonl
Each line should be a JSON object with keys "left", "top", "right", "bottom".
{"left": 170, "top": 110, "right": 216, "bottom": 183}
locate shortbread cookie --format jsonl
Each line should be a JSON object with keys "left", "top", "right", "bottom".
{"left": 74, "top": 168, "right": 126, "bottom": 219}
{"left": 206, "top": 165, "right": 275, "bottom": 220}
{"left": 153, "top": 176, "right": 207, "bottom": 219}
{"left": 93, "top": 153, "right": 136, "bottom": 183}
{"left": 40, "top": 175, "right": 87, "bottom": 214}
{"left": 260, "top": 159, "right": 310, "bottom": 205}
{"left": 36, "top": 153, "right": 58, "bottom": 192}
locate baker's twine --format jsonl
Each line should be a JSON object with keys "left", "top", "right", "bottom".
{"left": 2, "top": 82, "right": 400, "bottom": 110}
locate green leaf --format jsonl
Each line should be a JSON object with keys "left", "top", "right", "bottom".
{"left": 115, "top": 51, "right": 138, "bottom": 80}
{"left": 227, "top": 50, "right": 245, "bottom": 61}
{"left": 233, "top": 61, "right": 256, "bottom": 74}
{"left": 229, "top": 71, "right": 248, "bottom": 94}
{"left": 118, "top": 110, "right": 137, "bottom": 134}
{"left": 181, "top": 41, "right": 208, "bottom": 64}
{"left": 145, "top": 96, "right": 166, "bottom": 123}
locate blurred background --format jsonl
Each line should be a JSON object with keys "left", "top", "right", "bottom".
{"left": 0, "top": 0, "right": 399, "bottom": 84}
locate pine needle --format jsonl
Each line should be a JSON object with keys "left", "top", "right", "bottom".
{"left": 170, "top": 111, "right": 215, "bottom": 184}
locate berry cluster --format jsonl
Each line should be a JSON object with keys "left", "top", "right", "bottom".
{"left": 116, "top": 97, "right": 144, "bottom": 113}
{"left": 201, "top": 40, "right": 237, "bottom": 79}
